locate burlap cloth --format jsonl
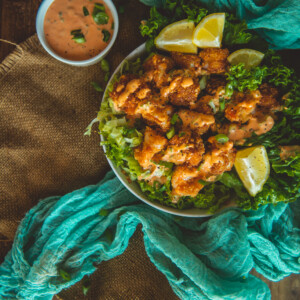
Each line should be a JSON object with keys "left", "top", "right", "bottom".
{"left": 0, "top": 1, "right": 178, "bottom": 299}
{"left": 1, "top": 1, "right": 299, "bottom": 298}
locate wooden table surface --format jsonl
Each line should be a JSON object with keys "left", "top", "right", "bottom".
{"left": 0, "top": 1, "right": 299, "bottom": 299}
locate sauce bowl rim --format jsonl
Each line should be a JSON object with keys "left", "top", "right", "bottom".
{"left": 36, "top": 0, "right": 119, "bottom": 66}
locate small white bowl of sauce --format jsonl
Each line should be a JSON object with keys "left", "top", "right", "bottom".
{"left": 36, "top": 0, "right": 118, "bottom": 66}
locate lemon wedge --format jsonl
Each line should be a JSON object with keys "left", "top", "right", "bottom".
{"left": 154, "top": 19, "right": 197, "bottom": 54}
{"left": 234, "top": 146, "right": 270, "bottom": 197}
{"left": 192, "top": 13, "right": 225, "bottom": 48}
{"left": 227, "top": 49, "right": 265, "bottom": 69}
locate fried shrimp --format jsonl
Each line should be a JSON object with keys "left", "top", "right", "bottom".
{"left": 161, "top": 131, "right": 205, "bottom": 166}
{"left": 178, "top": 109, "right": 215, "bottom": 135}
{"left": 225, "top": 90, "right": 261, "bottom": 123}
{"left": 160, "top": 70, "right": 201, "bottom": 106}
{"left": 134, "top": 126, "right": 167, "bottom": 169}
{"left": 199, "top": 48, "right": 229, "bottom": 74}
{"left": 171, "top": 52, "right": 202, "bottom": 76}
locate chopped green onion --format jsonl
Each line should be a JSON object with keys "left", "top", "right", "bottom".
{"left": 94, "top": 3, "right": 105, "bottom": 11}
{"left": 82, "top": 277, "right": 91, "bottom": 296}
{"left": 83, "top": 6, "right": 89, "bottom": 16}
{"left": 199, "top": 75, "right": 207, "bottom": 90}
{"left": 225, "top": 84, "right": 233, "bottom": 98}
{"left": 93, "top": 11, "right": 109, "bottom": 25}
{"left": 72, "top": 34, "right": 86, "bottom": 44}
{"left": 100, "top": 59, "right": 110, "bottom": 72}
{"left": 219, "top": 97, "right": 225, "bottom": 111}
{"left": 166, "top": 127, "right": 175, "bottom": 139}
{"left": 59, "top": 269, "right": 71, "bottom": 281}
{"left": 71, "top": 29, "right": 86, "bottom": 43}
{"left": 91, "top": 81, "right": 103, "bottom": 92}
{"left": 111, "top": 22, "right": 114, "bottom": 30}
{"left": 171, "top": 113, "right": 179, "bottom": 125}
{"left": 215, "top": 134, "right": 229, "bottom": 143}
{"left": 208, "top": 100, "right": 216, "bottom": 114}
{"left": 102, "top": 29, "right": 111, "bottom": 42}
{"left": 179, "top": 132, "right": 186, "bottom": 137}
{"left": 70, "top": 29, "right": 81, "bottom": 35}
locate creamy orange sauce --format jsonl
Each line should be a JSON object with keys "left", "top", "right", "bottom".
{"left": 228, "top": 116, "right": 274, "bottom": 144}
{"left": 44, "top": 0, "right": 114, "bottom": 60}
{"left": 280, "top": 146, "right": 300, "bottom": 160}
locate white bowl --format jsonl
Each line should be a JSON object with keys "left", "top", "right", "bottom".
{"left": 101, "top": 43, "right": 236, "bottom": 217}
{"left": 36, "top": 0, "right": 119, "bottom": 67}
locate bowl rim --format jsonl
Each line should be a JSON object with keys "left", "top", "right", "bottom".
{"left": 36, "top": 0, "right": 119, "bottom": 66}
{"left": 100, "top": 43, "right": 237, "bottom": 217}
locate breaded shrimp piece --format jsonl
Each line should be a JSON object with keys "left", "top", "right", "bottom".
{"left": 134, "top": 126, "right": 167, "bottom": 169}
{"left": 259, "top": 83, "right": 281, "bottom": 111}
{"left": 225, "top": 90, "right": 261, "bottom": 123}
{"left": 142, "top": 54, "right": 174, "bottom": 89}
{"left": 191, "top": 95, "right": 219, "bottom": 115}
{"left": 171, "top": 52, "right": 202, "bottom": 76}
{"left": 178, "top": 109, "right": 215, "bottom": 135}
{"left": 171, "top": 165, "right": 204, "bottom": 197}
{"left": 170, "top": 136, "right": 236, "bottom": 197}
{"left": 136, "top": 98, "right": 174, "bottom": 132}
{"left": 143, "top": 54, "right": 175, "bottom": 72}
{"left": 143, "top": 70, "right": 171, "bottom": 89}
{"left": 161, "top": 131, "right": 205, "bottom": 166}
{"left": 198, "top": 136, "right": 236, "bottom": 179}
{"left": 206, "top": 76, "right": 227, "bottom": 96}
{"left": 160, "top": 70, "right": 201, "bottom": 106}
{"left": 199, "top": 48, "right": 229, "bottom": 74}
{"left": 110, "top": 74, "right": 151, "bottom": 115}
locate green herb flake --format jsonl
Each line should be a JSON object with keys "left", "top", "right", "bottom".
{"left": 102, "top": 29, "right": 111, "bottom": 42}
{"left": 72, "top": 34, "right": 86, "bottom": 44}
{"left": 104, "top": 72, "right": 110, "bottom": 82}
{"left": 219, "top": 97, "right": 225, "bottom": 111}
{"left": 59, "top": 269, "right": 71, "bottom": 281}
{"left": 94, "top": 3, "right": 105, "bottom": 11}
{"left": 92, "top": 4, "right": 108, "bottom": 25}
{"left": 91, "top": 81, "right": 103, "bottom": 92}
{"left": 166, "top": 127, "right": 175, "bottom": 139}
{"left": 93, "top": 11, "right": 109, "bottom": 25}
{"left": 118, "top": 5, "right": 125, "bottom": 14}
{"left": 99, "top": 209, "right": 109, "bottom": 216}
{"left": 215, "top": 134, "right": 229, "bottom": 144}
{"left": 83, "top": 6, "right": 89, "bottom": 16}
{"left": 100, "top": 59, "right": 110, "bottom": 72}
{"left": 171, "top": 113, "right": 179, "bottom": 125}
{"left": 82, "top": 276, "right": 91, "bottom": 296}
{"left": 198, "top": 179, "right": 209, "bottom": 186}
{"left": 71, "top": 29, "right": 86, "bottom": 44}
{"left": 70, "top": 29, "right": 81, "bottom": 35}
{"left": 111, "top": 22, "right": 114, "bottom": 30}
{"left": 179, "top": 132, "right": 186, "bottom": 137}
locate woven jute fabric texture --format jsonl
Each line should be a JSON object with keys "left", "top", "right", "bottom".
{"left": 0, "top": 0, "right": 178, "bottom": 298}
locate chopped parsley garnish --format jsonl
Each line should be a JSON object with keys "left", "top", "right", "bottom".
{"left": 70, "top": 29, "right": 86, "bottom": 43}
{"left": 92, "top": 4, "right": 109, "bottom": 25}
{"left": 102, "top": 29, "right": 111, "bottom": 42}
{"left": 83, "top": 6, "right": 89, "bottom": 16}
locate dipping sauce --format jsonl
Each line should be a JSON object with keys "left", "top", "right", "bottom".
{"left": 44, "top": 0, "right": 114, "bottom": 61}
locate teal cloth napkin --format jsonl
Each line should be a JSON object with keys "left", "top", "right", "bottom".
{"left": 0, "top": 171, "right": 299, "bottom": 300}
{"left": 140, "top": 0, "right": 300, "bottom": 49}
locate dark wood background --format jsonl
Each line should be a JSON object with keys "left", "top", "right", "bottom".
{"left": 0, "top": 0, "right": 299, "bottom": 299}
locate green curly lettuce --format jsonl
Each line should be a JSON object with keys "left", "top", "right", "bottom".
{"left": 225, "top": 63, "right": 268, "bottom": 97}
